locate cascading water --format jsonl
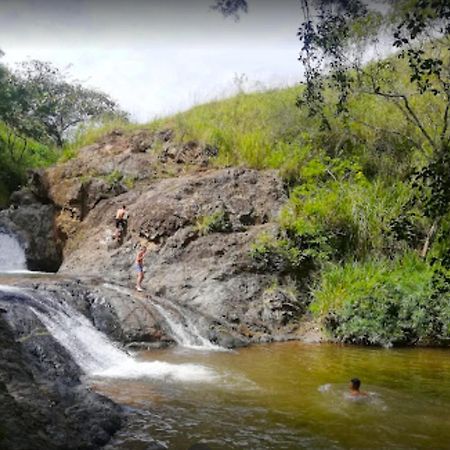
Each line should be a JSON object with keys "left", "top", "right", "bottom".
{"left": 102, "top": 282, "right": 225, "bottom": 351}
{"left": 0, "top": 285, "right": 217, "bottom": 383}
{"left": 152, "top": 301, "right": 224, "bottom": 351}
{"left": 0, "top": 232, "right": 26, "bottom": 271}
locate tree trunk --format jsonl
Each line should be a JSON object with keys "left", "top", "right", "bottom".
{"left": 421, "top": 218, "right": 439, "bottom": 258}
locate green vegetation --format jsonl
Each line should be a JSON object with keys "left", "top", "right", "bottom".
{"left": 1, "top": 0, "right": 449, "bottom": 346}
{"left": 195, "top": 210, "right": 231, "bottom": 236}
{"left": 0, "top": 55, "right": 126, "bottom": 203}
{"left": 311, "top": 254, "right": 449, "bottom": 346}
{"left": 166, "top": 87, "right": 307, "bottom": 173}
{"left": 0, "top": 123, "right": 57, "bottom": 206}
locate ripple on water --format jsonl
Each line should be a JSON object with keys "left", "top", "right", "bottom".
{"left": 94, "top": 343, "right": 450, "bottom": 450}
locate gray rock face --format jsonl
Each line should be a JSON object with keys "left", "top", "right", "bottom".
{"left": 57, "top": 167, "right": 306, "bottom": 346}
{"left": 0, "top": 129, "right": 308, "bottom": 347}
{"left": 0, "top": 287, "right": 122, "bottom": 450}
{"left": 0, "top": 190, "right": 63, "bottom": 272}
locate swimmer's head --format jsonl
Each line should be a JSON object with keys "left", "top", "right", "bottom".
{"left": 350, "top": 378, "right": 361, "bottom": 391}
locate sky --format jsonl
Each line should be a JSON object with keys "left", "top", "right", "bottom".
{"left": 0, "top": 0, "right": 303, "bottom": 122}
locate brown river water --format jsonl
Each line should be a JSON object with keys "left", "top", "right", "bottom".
{"left": 92, "top": 342, "right": 450, "bottom": 450}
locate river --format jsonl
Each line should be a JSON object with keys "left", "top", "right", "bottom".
{"left": 93, "top": 342, "right": 450, "bottom": 450}
{"left": 1, "top": 230, "right": 449, "bottom": 450}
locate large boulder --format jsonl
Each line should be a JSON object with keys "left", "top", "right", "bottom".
{"left": 0, "top": 190, "right": 63, "bottom": 272}
{"left": 59, "top": 168, "right": 305, "bottom": 345}
{"left": 0, "top": 289, "right": 122, "bottom": 450}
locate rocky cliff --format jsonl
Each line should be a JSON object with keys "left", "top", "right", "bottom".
{"left": 1, "top": 129, "right": 314, "bottom": 348}
{"left": 0, "top": 129, "right": 321, "bottom": 449}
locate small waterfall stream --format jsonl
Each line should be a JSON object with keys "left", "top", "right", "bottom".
{"left": 102, "top": 282, "right": 224, "bottom": 351}
{"left": 152, "top": 300, "right": 224, "bottom": 351}
{"left": 0, "top": 232, "right": 26, "bottom": 271}
{"left": 0, "top": 285, "right": 218, "bottom": 383}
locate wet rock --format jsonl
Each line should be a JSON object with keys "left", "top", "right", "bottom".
{"left": 0, "top": 202, "right": 63, "bottom": 272}
{"left": 209, "top": 328, "right": 248, "bottom": 349}
{"left": 0, "top": 296, "right": 122, "bottom": 450}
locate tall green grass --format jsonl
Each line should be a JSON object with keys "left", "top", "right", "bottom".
{"left": 0, "top": 123, "right": 57, "bottom": 206}
{"left": 310, "top": 253, "right": 449, "bottom": 346}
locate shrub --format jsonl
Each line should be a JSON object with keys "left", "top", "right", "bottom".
{"left": 250, "top": 232, "right": 311, "bottom": 275}
{"left": 311, "top": 253, "right": 450, "bottom": 347}
{"left": 195, "top": 210, "right": 232, "bottom": 235}
{"left": 104, "top": 169, "right": 123, "bottom": 186}
{"left": 279, "top": 157, "right": 420, "bottom": 261}
{"left": 0, "top": 123, "right": 57, "bottom": 203}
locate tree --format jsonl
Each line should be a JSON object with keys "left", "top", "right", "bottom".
{"left": 214, "top": 1, "right": 450, "bottom": 255}
{"left": 296, "top": 0, "right": 450, "bottom": 255}
{"left": 7, "top": 60, "right": 127, "bottom": 147}
{"left": 212, "top": 0, "right": 248, "bottom": 19}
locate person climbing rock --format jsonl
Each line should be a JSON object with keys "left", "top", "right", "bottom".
{"left": 135, "top": 245, "right": 147, "bottom": 291}
{"left": 114, "top": 205, "right": 128, "bottom": 241}
{"left": 349, "top": 378, "right": 368, "bottom": 398}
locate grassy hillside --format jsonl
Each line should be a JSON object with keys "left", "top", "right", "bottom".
{"left": 0, "top": 123, "right": 57, "bottom": 206}
{"left": 150, "top": 74, "right": 449, "bottom": 346}
{"left": 5, "top": 53, "right": 450, "bottom": 346}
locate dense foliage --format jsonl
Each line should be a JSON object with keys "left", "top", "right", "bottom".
{"left": 0, "top": 53, "right": 126, "bottom": 205}
{"left": 312, "top": 254, "right": 449, "bottom": 346}
{"left": 292, "top": 0, "right": 450, "bottom": 345}
{"left": 1, "top": 0, "right": 449, "bottom": 345}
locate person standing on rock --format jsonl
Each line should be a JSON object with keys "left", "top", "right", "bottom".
{"left": 135, "top": 246, "right": 147, "bottom": 291}
{"left": 114, "top": 205, "right": 128, "bottom": 241}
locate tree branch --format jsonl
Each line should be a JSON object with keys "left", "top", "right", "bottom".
{"left": 441, "top": 93, "right": 450, "bottom": 146}
{"left": 360, "top": 85, "right": 438, "bottom": 151}
{"left": 421, "top": 218, "right": 439, "bottom": 258}
{"left": 349, "top": 116, "right": 421, "bottom": 149}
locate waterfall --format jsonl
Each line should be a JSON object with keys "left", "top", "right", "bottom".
{"left": 152, "top": 301, "right": 224, "bottom": 351}
{"left": 0, "top": 285, "right": 217, "bottom": 383}
{"left": 102, "top": 282, "right": 224, "bottom": 351}
{"left": 0, "top": 232, "right": 26, "bottom": 271}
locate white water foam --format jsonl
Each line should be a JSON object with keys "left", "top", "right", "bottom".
{"left": 102, "top": 282, "right": 226, "bottom": 351}
{"left": 153, "top": 303, "right": 225, "bottom": 352}
{"left": 0, "top": 285, "right": 218, "bottom": 384}
{"left": 97, "top": 360, "right": 217, "bottom": 382}
{"left": 0, "top": 232, "right": 26, "bottom": 271}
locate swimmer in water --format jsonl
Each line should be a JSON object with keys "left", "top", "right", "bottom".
{"left": 349, "top": 378, "right": 368, "bottom": 397}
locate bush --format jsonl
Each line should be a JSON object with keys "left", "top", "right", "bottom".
{"left": 195, "top": 210, "right": 232, "bottom": 235}
{"left": 311, "top": 253, "right": 450, "bottom": 347}
{"left": 279, "top": 157, "right": 421, "bottom": 262}
{"left": 250, "top": 231, "right": 314, "bottom": 275}
{"left": 0, "top": 123, "right": 57, "bottom": 204}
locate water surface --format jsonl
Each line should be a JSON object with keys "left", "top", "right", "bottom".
{"left": 93, "top": 342, "right": 450, "bottom": 450}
